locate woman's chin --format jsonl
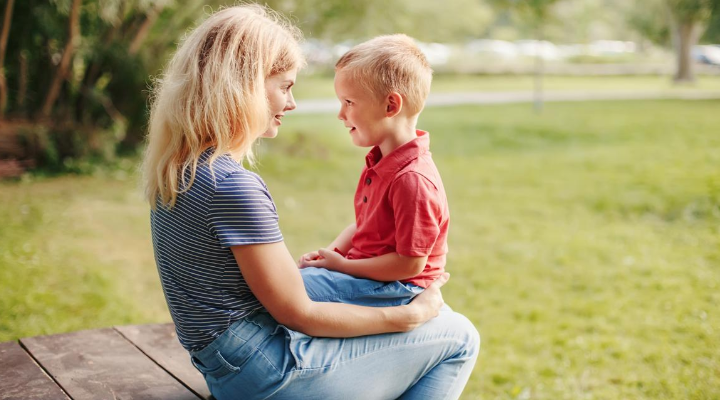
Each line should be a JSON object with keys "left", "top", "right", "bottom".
{"left": 261, "top": 129, "right": 278, "bottom": 139}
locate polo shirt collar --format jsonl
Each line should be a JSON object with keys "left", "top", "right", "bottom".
{"left": 365, "top": 130, "right": 430, "bottom": 179}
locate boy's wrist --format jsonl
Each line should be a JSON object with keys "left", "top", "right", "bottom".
{"left": 336, "top": 257, "right": 351, "bottom": 274}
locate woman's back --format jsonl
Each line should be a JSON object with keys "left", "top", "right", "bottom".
{"left": 151, "top": 149, "right": 282, "bottom": 351}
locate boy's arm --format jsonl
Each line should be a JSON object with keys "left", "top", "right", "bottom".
{"left": 232, "top": 241, "right": 448, "bottom": 338}
{"left": 327, "top": 223, "right": 356, "bottom": 254}
{"left": 303, "top": 249, "right": 428, "bottom": 282}
{"left": 298, "top": 223, "right": 356, "bottom": 266}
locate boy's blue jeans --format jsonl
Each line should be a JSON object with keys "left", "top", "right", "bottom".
{"left": 299, "top": 266, "right": 425, "bottom": 306}
{"left": 189, "top": 268, "right": 480, "bottom": 399}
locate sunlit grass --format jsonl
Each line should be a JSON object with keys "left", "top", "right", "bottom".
{"left": 1, "top": 99, "right": 718, "bottom": 399}
{"left": 292, "top": 73, "right": 720, "bottom": 100}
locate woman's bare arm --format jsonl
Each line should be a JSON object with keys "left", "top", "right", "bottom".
{"left": 232, "top": 241, "right": 447, "bottom": 337}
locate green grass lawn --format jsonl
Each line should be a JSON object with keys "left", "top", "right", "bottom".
{"left": 1, "top": 100, "right": 719, "bottom": 399}
{"left": 292, "top": 73, "right": 720, "bottom": 100}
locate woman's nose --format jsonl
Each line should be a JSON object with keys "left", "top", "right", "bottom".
{"left": 285, "top": 92, "right": 296, "bottom": 111}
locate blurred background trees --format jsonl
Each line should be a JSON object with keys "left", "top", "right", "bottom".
{"left": 0, "top": 0, "right": 718, "bottom": 173}
{"left": 0, "top": 0, "right": 210, "bottom": 166}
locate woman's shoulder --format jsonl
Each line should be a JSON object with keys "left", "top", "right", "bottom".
{"left": 194, "top": 152, "right": 268, "bottom": 195}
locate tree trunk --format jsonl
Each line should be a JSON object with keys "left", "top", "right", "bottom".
{"left": 129, "top": 5, "right": 163, "bottom": 55}
{"left": 674, "top": 20, "right": 699, "bottom": 83}
{"left": 40, "top": 0, "right": 81, "bottom": 119}
{"left": 534, "top": 25, "right": 544, "bottom": 113}
{"left": 0, "top": 0, "right": 16, "bottom": 117}
{"left": 17, "top": 50, "right": 26, "bottom": 110}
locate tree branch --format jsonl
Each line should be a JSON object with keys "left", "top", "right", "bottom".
{"left": 129, "top": 5, "right": 164, "bottom": 55}
{"left": 0, "top": 0, "right": 16, "bottom": 116}
{"left": 40, "top": 0, "right": 82, "bottom": 119}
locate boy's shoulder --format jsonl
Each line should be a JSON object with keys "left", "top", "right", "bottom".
{"left": 394, "top": 151, "right": 443, "bottom": 187}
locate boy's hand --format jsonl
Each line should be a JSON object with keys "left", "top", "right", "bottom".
{"left": 301, "top": 248, "right": 346, "bottom": 270}
{"left": 297, "top": 251, "right": 321, "bottom": 268}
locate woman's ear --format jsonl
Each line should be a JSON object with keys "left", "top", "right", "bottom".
{"left": 386, "top": 92, "right": 403, "bottom": 117}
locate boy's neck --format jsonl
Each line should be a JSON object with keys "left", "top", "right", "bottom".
{"left": 378, "top": 118, "right": 418, "bottom": 157}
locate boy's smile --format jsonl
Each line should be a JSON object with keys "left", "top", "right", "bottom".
{"left": 334, "top": 70, "right": 389, "bottom": 150}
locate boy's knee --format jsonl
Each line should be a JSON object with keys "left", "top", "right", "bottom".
{"left": 299, "top": 267, "right": 336, "bottom": 301}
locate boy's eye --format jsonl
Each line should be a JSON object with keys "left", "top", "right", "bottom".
{"left": 345, "top": 100, "right": 352, "bottom": 105}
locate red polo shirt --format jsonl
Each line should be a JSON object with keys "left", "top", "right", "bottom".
{"left": 346, "top": 130, "right": 449, "bottom": 288}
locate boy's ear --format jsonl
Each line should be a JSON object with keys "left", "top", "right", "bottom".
{"left": 385, "top": 92, "right": 403, "bottom": 117}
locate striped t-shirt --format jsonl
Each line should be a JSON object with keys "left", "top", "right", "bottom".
{"left": 150, "top": 149, "right": 283, "bottom": 352}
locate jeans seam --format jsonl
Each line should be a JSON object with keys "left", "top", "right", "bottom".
{"left": 256, "top": 347, "right": 285, "bottom": 375}
{"left": 305, "top": 293, "right": 339, "bottom": 302}
{"left": 226, "top": 329, "right": 250, "bottom": 343}
{"left": 351, "top": 282, "right": 396, "bottom": 297}
{"left": 291, "top": 337, "right": 466, "bottom": 373}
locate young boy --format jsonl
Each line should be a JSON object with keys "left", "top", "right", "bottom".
{"left": 298, "top": 34, "right": 449, "bottom": 307}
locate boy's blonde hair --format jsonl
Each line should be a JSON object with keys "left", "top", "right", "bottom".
{"left": 143, "top": 5, "right": 304, "bottom": 209}
{"left": 335, "top": 34, "right": 432, "bottom": 116}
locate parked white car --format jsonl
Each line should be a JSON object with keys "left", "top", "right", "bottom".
{"left": 515, "top": 40, "right": 561, "bottom": 60}
{"left": 693, "top": 45, "right": 720, "bottom": 66}
{"left": 466, "top": 39, "right": 518, "bottom": 58}
{"left": 417, "top": 42, "right": 451, "bottom": 66}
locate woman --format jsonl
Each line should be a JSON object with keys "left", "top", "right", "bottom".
{"left": 142, "top": 5, "right": 479, "bottom": 399}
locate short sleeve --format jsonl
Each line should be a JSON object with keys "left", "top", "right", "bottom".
{"left": 208, "top": 171, "right": 283, "bottom": 247}
{"left": 389, "top": 172, "right": 444, "bottom": 257}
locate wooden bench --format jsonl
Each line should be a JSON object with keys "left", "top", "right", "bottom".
{"left": 0, "top": 324, "right": 211, "bottom": 399}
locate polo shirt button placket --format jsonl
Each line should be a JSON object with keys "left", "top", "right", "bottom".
{"left": 363, "top": 175, "right": 371, "bottom": 203}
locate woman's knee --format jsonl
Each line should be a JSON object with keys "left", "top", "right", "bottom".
{"left": 444, "top": 310, "right": 481, "bottom": 358}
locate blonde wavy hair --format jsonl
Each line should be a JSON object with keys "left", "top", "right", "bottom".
{"left": 335, "top": 34, "right": 432, "bottom": 116}
{"left": 143, "top": 4, "right": 304, "bottom": 208}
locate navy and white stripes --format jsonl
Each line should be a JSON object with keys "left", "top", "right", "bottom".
{"left": 150, "top": 149, "right": 282, "bottom": 351}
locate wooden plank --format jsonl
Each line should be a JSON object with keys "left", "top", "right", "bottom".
{"left": 0, "top": 341, "right": 69, "bottom": 400}
{"left": 115, "top": 324, "right": 211, "bottom": 400}
{"left": 20, "top": 328, "right": 200, "bottom": 400}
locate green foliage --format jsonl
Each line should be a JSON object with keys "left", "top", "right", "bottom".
{"left": 263, "top": 0, "right": 493, "bottom": 42}
{"left": 666, "top": 0, "right": 715, "bottom": 23}
{"left": 490, "top": 0, "right": 562, "bottom": 29}
{"left": 1, "top": 0, "right": 209, "bottom": 165}
{"left": 702, "top": 1, "right": 720, "bottom": 41}
{"left": 2, "top": 100, "right": 719, "bottom": 398}
{"left": 628, "top": 0, "right": 672, "bottom": 46}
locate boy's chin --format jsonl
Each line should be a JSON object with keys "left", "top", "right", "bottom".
{"left": 351, "top": 137, "right": 371, "bottom": 148}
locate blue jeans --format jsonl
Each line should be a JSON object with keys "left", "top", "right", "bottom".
{"left": 190, "top": 309, "right": 479, "bottom": 399}
{"left": 299, "top": 267, "right": 425, "bottom": 307}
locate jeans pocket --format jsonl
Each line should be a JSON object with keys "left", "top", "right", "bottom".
{"left": 190, "top": 353, "right": 234, "bottom": 379}
{"left": 402, "top": 283, "right": 425, "bottom": 295}
{"left": 213, "top": 349, "right": 248, "bottom": 373}
{"left": 272, "top": 324, "right": 307, "bottom": 371}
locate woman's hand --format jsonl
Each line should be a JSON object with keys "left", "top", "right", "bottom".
{"left": 401, "top": 272, "right": 450, "bottom": 331}
{"left": 233, "top": 241, "right": 442, "bottom": 338}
